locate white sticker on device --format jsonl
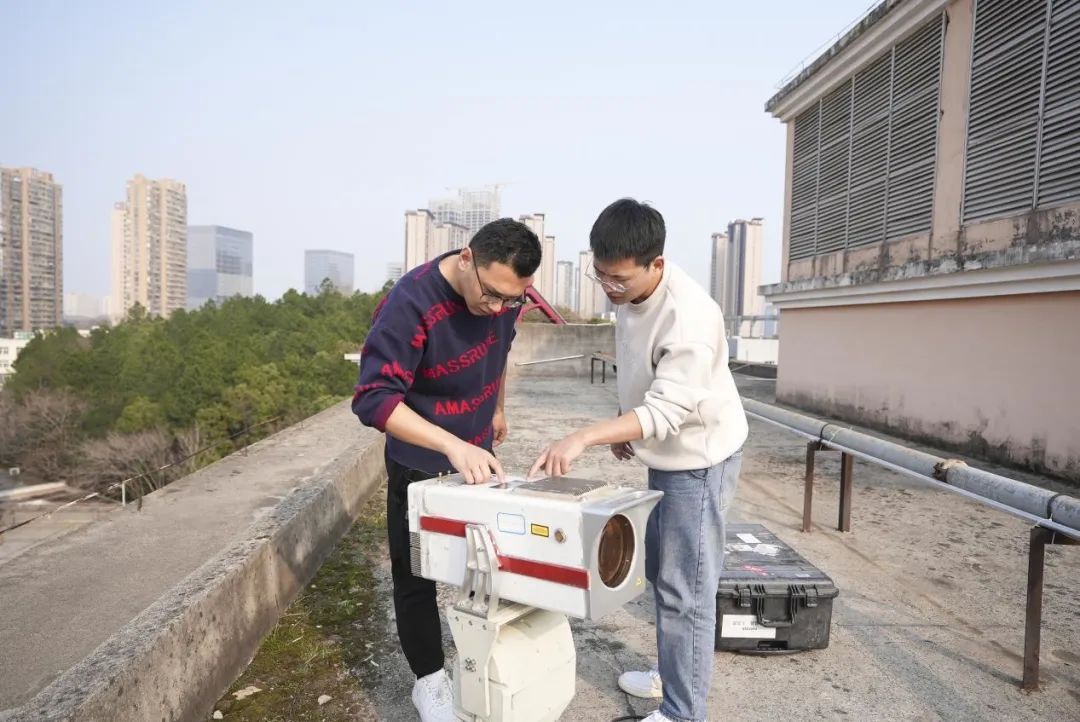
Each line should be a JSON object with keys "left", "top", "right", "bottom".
{"left": 497, "top": 513, "right": 526, "bottom": 535}
{"left": 720, "top": 614, "right": 777, "bottom": 639}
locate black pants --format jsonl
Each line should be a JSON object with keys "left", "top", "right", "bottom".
{"left": 385, "top": 450, "right": 448, "bottom": 679}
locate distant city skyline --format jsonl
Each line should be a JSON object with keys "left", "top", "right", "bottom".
{"left": 1, "top": 3, "right": 875, "bottom": 300}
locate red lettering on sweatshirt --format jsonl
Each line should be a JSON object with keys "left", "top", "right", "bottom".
{"left": 381, "top": 360, "right": 415, "bottom": 385}
{"left": 411, "top": 300, "right": 467, "bottom": 349}
{"left": 468, "top": 424, "right": 493, "bottom": 446}
{"left": 434, "top": 378, "right": 502, "bottom": 416}
{"left": 419, "top": 333, "right": 498, "bottom": 380}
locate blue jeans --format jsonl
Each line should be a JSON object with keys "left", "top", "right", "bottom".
{"left": 646, "top": 450, "right": 742, "bottom": 722}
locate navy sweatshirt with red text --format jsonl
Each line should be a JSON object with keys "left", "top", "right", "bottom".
{"left": 352, "top": 252, "right": 516, "bottom": 473}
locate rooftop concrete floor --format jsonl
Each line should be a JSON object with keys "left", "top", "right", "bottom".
{"left": 360, "top": 375, "right": 1079, "bottom": 721}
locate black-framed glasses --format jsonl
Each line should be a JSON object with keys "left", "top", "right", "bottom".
{"left": 473, "top": 262, "right": 526, "bottom": 308}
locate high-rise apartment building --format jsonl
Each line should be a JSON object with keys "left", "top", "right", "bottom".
{"left": 404, "top": 209, "right": 434, "bottom": 272}
{"left": 187, "top": 226, "right": 254, "bottom": 310}
{"left": 405, "top": 208, "right": 471, "bottom": 272}
{"left": 541, "top": 236, "right": 556, "bottom": 298}
{"left": 710, "top": 219, "right": 764, "bottom": 326}
{"left": 305, "top": 250, "right": 354, "bottom": 295}
{"left": 518, "top": 215, "right": 556, "bottom": 298}
{"left": 431, "top": 222, "right": 469, "bottom": 257}
{"left": 110, "top": 175, "right": 188, "bottom": 319}
{"left": 428, "top": 186, "right": 502, "bottom": 238}
{"left": 0, "top": 167, "right": 63, "bottom": 335}
{"left": 577, "top": 250, "right": 608, "bottom": 319}
{"left": 555, "top": 260, "right": 575, "bottom": 310}
{"left": 108, "top": 202, "right": 125, "bottom": 323}
{"left": 387, "top": 262, "right": 404, "bottom": 285}
{"left": 709, "top": 232, "right": 728, "bottom": 307}
{"left": 429, "top": 197, "right": 464, "bottom": 228}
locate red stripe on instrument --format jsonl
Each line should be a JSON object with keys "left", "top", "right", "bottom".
{"left": 496, "top": 555, "right": 590, "bottom": 589}
{"left": 420, "top": 515, "right": 467, "bottom": 537}
{"left": 418, "top": 515, "right": 590, "bottom": 590}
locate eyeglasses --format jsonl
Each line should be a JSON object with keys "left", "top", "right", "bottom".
{"left": 586, "top": 261, "right": 659, "bottom": 294}
{"left": 473, "top": 262, "right": 526, "bottom": 308}
{"left": 585, "top": 267, "right": 627, "bottom": 293}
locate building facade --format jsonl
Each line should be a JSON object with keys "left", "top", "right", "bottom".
{"left": 0, "top": 167, "right": 63, "bottom": 335}
{"left": 556, "top": 260, "right": 575, "bottom": 311}
{"left": 764, "top": 0, "right": 1080, "bottom": 480}
{"left": 431, "top": 221, "right": 469, "bottom": 257}
{"left": 428, "top": 186, "right": 502, "bottom": 238}
{"left": 305, "top": 250, "right": 354, "bottom": 295}
{"left": 111, "top": 175, "right": 188, "bottom": 319}
{"left": 576, "top": 250, "right": 609, "bottom": 319}
{"left": 541, "top": 235, "right": 556, "bottom": 300}
{"left": 0, "top": 332, "right": 33, "bottom": 387}
{"left": 518, "top": 215, "right": 556, "bottom": 299}
{"left": 187, "top": 225, "right": 254, "bottom": 310}
{"left": 404, "top": 209, "right": 433, "bottom": 272}
{"left": 709, "top": 232, "right": 727, "bottom": 307}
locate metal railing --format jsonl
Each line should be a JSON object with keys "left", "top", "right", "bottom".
{"left": 742, "top": 397, "right": 1078, "bottom": 691}
{"left": 773, "top": 1, "right": 884, "bottom": 90}
{"left": 0, "top": 416, "right": 283, "bottom": 538}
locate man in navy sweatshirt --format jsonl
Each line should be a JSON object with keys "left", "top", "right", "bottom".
{"left": 352, "top": 218, "right": 541, "bottom": 722}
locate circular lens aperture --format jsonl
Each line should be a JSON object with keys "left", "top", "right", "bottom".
{"left": 598, "top": 514, "right": 634, "bottom": 588}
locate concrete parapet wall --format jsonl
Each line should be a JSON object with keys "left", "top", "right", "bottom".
{"left": 507, "top": 323, "right": 615, "bottom": 379}
{"left": 0, "top": 402, "right": 386, "bottom": 722}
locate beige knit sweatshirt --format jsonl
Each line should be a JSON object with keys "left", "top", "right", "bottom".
{"left": 616, "top": 261, "right": 748, "bottom": 471}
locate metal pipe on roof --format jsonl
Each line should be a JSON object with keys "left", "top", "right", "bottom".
{"left": 1050, "top": 495, "right": 1080, "bottom": 531}
{"left": 742, "top": 397, "right": 1079, "bottom": 537}
{"left": 742, "top": 399, "right": 829, "bottom": 440}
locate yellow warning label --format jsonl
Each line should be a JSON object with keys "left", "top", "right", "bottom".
{"left": 530, "top": 523, "right": 550, "bottom": 538}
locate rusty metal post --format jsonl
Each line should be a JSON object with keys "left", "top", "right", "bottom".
{"left": 838, "top": 452, "right": 854, "bottom": 532}
{"left": 1023, "top": 527, "right": 1078, "bottom": 691}
{"left": 1023, "top": 526, "right": 1049, "bottom": 691}
{"left": 803, "top": 442, "right": 818, "bottom": 533}
{"left": 590, "top": 357, "right": 596, "bottom": 384}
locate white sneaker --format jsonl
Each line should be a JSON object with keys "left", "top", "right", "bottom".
{"left": 641, "top": 711, "right": 675, "bottom": 722}
{"left": 618, "top": 666, "right": 663, "bottom": 699}
{"left": 411, "top": 669, "right": 455, "bottom": 722}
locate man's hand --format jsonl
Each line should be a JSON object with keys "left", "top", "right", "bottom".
{"left": 610, "top": 441, "right": 635, "bottom": 461}
{"left": 528, "top": 432, "right": 587, "bottom": 480}
{"left": 492, "top": 409, "right": 508, "bottom": 447}
{"left": 446, "top": 439, "right": 505, "bottom": 485}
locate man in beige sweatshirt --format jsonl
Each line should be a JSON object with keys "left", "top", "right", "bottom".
{"left": 529, "top": 198, "right": 748, "bottom": 722}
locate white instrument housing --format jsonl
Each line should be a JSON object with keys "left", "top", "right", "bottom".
{"left": 408, "top": 475, "right": 662, "bottom": 620}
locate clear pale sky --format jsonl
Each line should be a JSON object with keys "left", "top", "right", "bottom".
{"left": 1, "top": 0, "right": 872, "bottom": 299}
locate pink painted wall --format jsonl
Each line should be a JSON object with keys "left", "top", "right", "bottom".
{"left": 777, "top": 291, "right": 1080, "bottom": 480}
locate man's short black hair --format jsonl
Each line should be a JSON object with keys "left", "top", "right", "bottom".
{"left": 589, "top": 198, "right": 666, "bottom": 266}
{"left": 470, "top": 218, "right": 542, "bottom": 277}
